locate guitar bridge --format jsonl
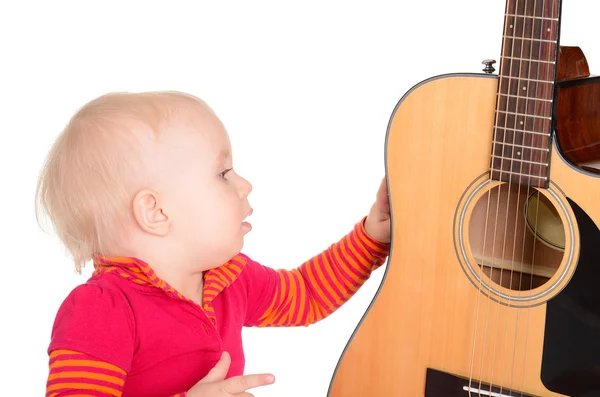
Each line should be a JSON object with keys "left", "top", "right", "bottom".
{"left": 425, "top": 368, "right": 538, "bottom": 397}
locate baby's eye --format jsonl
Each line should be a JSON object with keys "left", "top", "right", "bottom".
{"left": 219, "top": 168, "right": 232, "bottom": 179}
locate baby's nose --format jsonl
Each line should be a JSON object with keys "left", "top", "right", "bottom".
{"left": 240, "top": 178, "right": 252, "bottom": 197}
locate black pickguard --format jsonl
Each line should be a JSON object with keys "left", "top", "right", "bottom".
{"left": 425, "top": 368, "right": 539, "bottom": 396}
{"left": 541, "top": 198, "right": 600, "bottom": 397}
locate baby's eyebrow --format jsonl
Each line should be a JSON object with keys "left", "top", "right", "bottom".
{"left": 216, "top": 149, "right": 231, "bottom": 163}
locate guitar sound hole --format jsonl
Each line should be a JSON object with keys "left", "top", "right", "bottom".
{"left": 468, "top": 182, "right": 565, "bottom": 291}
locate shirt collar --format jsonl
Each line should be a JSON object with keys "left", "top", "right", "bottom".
{"left": 92, "top": 254, "right": 248, "bottom": 319}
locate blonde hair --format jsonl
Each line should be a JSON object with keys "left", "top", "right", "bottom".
{"left": 35, "top": 91, "right": 209, "bottom": 273}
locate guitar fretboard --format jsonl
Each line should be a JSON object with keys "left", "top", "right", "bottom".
{"left": 490, "top": 0, "right": 560, "bottom": 188}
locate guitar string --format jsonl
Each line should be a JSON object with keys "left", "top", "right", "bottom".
{"left": 511, "top": 1, "right": 538, "bottom": 395}
{"left": 470, "top": 1, "right": 556, "bottom": 395}
{"left": 468, "top": 0, "right": 519, "bottom": 394}
{"left": 490, "top": 0, "right": 535, "bottom": 394}
{"left": 485, "top": 0, "right": 528, "bottom": 393}
{"left": 498, "top": 0, "right": 542, "bottom": 395}
{"left": 468, "top": 0, "right": 511, "bottom": 397}
{"left": 518, "top": 0, "right": 554, "bottom": 395}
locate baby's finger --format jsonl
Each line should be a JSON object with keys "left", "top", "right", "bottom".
{"left": 198, "top": 351, "right": 231, "bottom": 384}
{"left": 222, "top": 373, "right": 275, "bottom": 394}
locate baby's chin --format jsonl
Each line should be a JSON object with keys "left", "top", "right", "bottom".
{"left": 189, "top": 226, "right": 252, "bottom": 268}
{"left": 211, "top": 237, "right": 248, "bottom": 266}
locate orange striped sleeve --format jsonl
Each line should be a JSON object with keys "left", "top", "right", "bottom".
{"left": 45, "top": 350, "right": 187, "bottom": 397}
{"left": 253, "top": 217, "right": 389, "bottom": 327}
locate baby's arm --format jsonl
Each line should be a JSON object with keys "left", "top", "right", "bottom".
{"left": 46, "top": 350, "right": 127, "bottom": 396}
{"left": 244, "top": 217, "right": 390, "bottom": 327}
{"left": 47, "top": 350, "right": 189, "bottom": 397}
{"left": 47, "top": 351, "right": 270, "bottom": 397}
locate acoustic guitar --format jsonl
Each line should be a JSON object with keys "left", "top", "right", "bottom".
{"left": 328, "top": 0, "right": 600, "bottom": 395}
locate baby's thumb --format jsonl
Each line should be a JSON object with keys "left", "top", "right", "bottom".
{"left": 198, "top": 351, "right": 231, "bottom": 384}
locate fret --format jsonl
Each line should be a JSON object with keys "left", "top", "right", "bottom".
{"left": 496, "top": 125, "right": 550, "bottom": 137}
{"left": 495, "top": 112, "right": 552, "bottom": 135}
{"left": 493, "top": 136, "right": 550, "bottom": 162}
{"left": 491, "top": 170, "right": 548, "bottom": 181}
{"left": 496, "top": 110, "right": 551, "bottom": 120}
{"left": 500, "top": 57, "right": 555, "bottom": 83}
{"left": 501, "top": 37, "right": 557, "bottom": 61}
{"left": 493, "top": 129, "right": 550, "bottom": 151}
{"left": 499, "top": 74, "right": 554, "bottom": 85}
{"left": 491, "top": 156, "right": 549, "bottom": 178}
{"left": 492, "top": 169, "right": 548, "bottom": 182}
{"left": 491, "top": 154, "right": 548, "bottom": 167}
{"left": 496, "top": 94, "right": 553, "bottom": 118}
{"left": 495, "top": 141, "right": 550, "bottom": 152}
{"left": 507, "top": 171, "right": 547, "bottom": 180}
{"left": 499, "top": 77, "right": 554, "bottom": 101}
{"left": 502, "top": 56, "right": 555, "bottom": 65}
{"left": 502, "top": 76, "right": 554, "bottom": 84}
{"left": 492, "top": 141, "right": 549, "bottom": 166}
{"left": 490, "top": 169, "right": 548, "bottom": 181}
{"left": 505, "top": 13, "right": 558, "bottom": 21}
{"left": 498, "top": 93, "right": 552, "bottom": 103}
{"left": 503, "top": 35, "right": 556, "bottom": 44}
{"left": 508, "top": 0, "right": 558, "bottom": 19}
{"left": 490, "top": 173, "right": 547, "bottom": 189}
{"left": 505, "top": 16, "right": 558, "bottom": 43}
{"left": 491, "top": 142, "right": 551, "bottom": 186}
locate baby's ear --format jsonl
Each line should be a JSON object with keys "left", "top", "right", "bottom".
{"left": 132, "top": 189, "right": 171, "bottom": 236}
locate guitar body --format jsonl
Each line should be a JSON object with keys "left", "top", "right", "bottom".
{"left": 328, "top": 72, "right": 600, "bottom": 396}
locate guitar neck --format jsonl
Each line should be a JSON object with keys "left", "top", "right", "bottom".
{"left": 490, "top": 0, "right": 563, "bottom": 188}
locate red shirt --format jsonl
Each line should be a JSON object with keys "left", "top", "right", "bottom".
{"left": 46, "top": 218, "right": 389, "bottom": 396}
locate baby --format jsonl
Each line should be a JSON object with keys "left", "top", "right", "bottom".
{"left": 36, "top": 91, "right": 391, "bottom": 397}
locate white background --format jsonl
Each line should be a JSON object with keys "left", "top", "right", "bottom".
{"left": 1, "top": 1, "right": 598, "bottom": 396}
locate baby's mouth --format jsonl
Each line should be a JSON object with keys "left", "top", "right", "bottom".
{"left": 242, "top": 208, "right": 253, "bottom": 230}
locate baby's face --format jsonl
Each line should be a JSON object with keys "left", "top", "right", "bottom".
{"left": 140, "top": 104, "right": 253, "bottom": 268}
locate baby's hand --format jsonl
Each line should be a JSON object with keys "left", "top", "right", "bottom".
{"left": 186, "top": 351, "right": 275, "bottom": 397}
